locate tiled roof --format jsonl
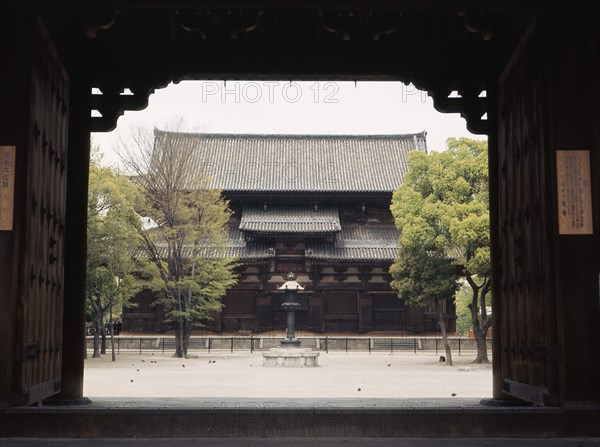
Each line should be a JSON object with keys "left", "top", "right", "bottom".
{"left": 135, "top": 225, "right": 399, "bottom": 262}
{"left": 139, "top": 227, "right": 274, "bottom": 260}
{"left": 223, "top": 226, "right": 274, "bottom": 259}
{"left": 307, "top": 226, "right": 399, "bottom": 261}
{"left": 153, "top": 130, "right": 427, "bottom": 193}
{"left": 239, "top": 206, "right": 341, "bottom": 233}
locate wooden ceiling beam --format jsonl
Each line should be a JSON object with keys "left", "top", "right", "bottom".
{"left": 40, "top": 0, "right": 547, "bottom": 14}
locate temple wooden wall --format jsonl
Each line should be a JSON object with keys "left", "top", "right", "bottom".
{"left": 546, "top": 13, "right": 600, "bottom": 404}
{"left": 497, "top": 13, "right": 600, "bottom": 405}
{"left": 212, "top": 261, "right": 453, "bottom": 334}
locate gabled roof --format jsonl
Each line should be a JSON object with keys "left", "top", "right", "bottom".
{"left": 307, "top": 226, "right": 399, "bottom": 262}
{"left": 153, "top": 130, "right": 427, "bottom": 193}
{"left": 240, "top": 206, "right": 341, "bottom": 234}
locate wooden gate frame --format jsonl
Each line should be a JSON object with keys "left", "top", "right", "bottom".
{"left": 0, "top": 2, "right": 599, "bottom": 409}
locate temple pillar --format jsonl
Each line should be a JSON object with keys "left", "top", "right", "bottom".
{"left": 55, "top": 73, "right": 91, "bottom": 402}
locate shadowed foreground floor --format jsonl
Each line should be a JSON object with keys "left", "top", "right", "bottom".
{"left": 2, "top": 353, "right": 597, "bottom": 439}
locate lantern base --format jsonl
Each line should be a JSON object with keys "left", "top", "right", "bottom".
{"left": 262, "top": 348, "right": 320, "bottom": 367}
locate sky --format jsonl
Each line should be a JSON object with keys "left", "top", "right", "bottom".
{"left": 92, "top": 80, "right": 486, "bottom": 167}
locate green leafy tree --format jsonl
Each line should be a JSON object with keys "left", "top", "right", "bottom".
{"left": 391, "top": 137, "right": 491, "bottom": 364}
{"left": 390, "top": 182, "right": 460, "bottom": 365}
{"left": 87, "top": 151, "right": 142, "bottom": 360}
{"left": 119, "top": 125, "right": 237, "bottom": 358}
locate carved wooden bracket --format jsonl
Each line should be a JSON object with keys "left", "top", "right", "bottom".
{"left": 429, "top": 87, "right": 488, "bottom": 134}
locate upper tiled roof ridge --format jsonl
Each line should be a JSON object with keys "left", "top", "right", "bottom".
{"left": 153, "top": 129, "right": 427, "bottom": 192}
{"left": 154, "top": 128, "right": 427, "bottom": 141}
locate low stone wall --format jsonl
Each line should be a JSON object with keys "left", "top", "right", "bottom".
{"left": 86, "top": 335, "right": 492, "bottom": 354}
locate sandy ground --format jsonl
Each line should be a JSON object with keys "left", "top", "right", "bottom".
{"left": 84, "top": 350, "right": 492, "bottom": 399}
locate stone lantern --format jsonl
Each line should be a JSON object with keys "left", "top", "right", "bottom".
{"left": 278, "top": 272, "right": 304, "bottom": 347}
{"left": 262, "top": 271, "right": 319, "bottom": 367}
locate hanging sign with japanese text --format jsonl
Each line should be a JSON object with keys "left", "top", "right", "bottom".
{"left": 0, "top": 146, "right": 16, "bottom": 231}
{"left": 556, "top": 150, "right": 593, "bottom": 235}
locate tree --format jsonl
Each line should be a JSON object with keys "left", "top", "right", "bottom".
{"left": 390, "top": 180, "right": 460, "bottom": 366}
{"left": 391, "top": 245, "right": 459, "bottom": 365}
{"left": 87, "top": 151, "right": 142, "bottom": 360}
{"left": 118, "top": 124, "right": 237, "bottom": 358}
{"left": 391, "top": 137, "right": 491, "bottom": 364}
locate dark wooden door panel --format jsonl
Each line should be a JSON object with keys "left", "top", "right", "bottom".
{"left": 14, "top": 16, "right": 68, "bottom": 406}
{"left": 497, "top": 18, "right": 559, "bottom": 406}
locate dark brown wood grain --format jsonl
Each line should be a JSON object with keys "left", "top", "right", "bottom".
{"left": 9, "top": 15, "right": 70, "bottom": 406}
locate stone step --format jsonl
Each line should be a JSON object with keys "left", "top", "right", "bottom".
{"left": 1, "top": 398, "right": 599, "bottom": 438}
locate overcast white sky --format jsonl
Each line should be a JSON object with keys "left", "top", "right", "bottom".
{"left": 92, "top": 80, "right": 486, "bottom": 167}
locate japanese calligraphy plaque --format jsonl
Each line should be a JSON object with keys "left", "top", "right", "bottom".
{"left": 556, "top": 150, "right": 593, "bottom": 235}
{"left": 0, "top": 145, "right": 15, "bottom": 231}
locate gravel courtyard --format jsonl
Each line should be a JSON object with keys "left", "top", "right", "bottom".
{"left": 84, "top": 351, "right": 492, "bottom": 399}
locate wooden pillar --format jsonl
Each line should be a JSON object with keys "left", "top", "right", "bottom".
{"left": 0, "top": 4, "right": 34, "bottom": 406}
{"left": 55, "top": 74, "right": 91, "bottom": 402}
{"left": 487, "top": 81, "right": 504, "bottom": 400}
